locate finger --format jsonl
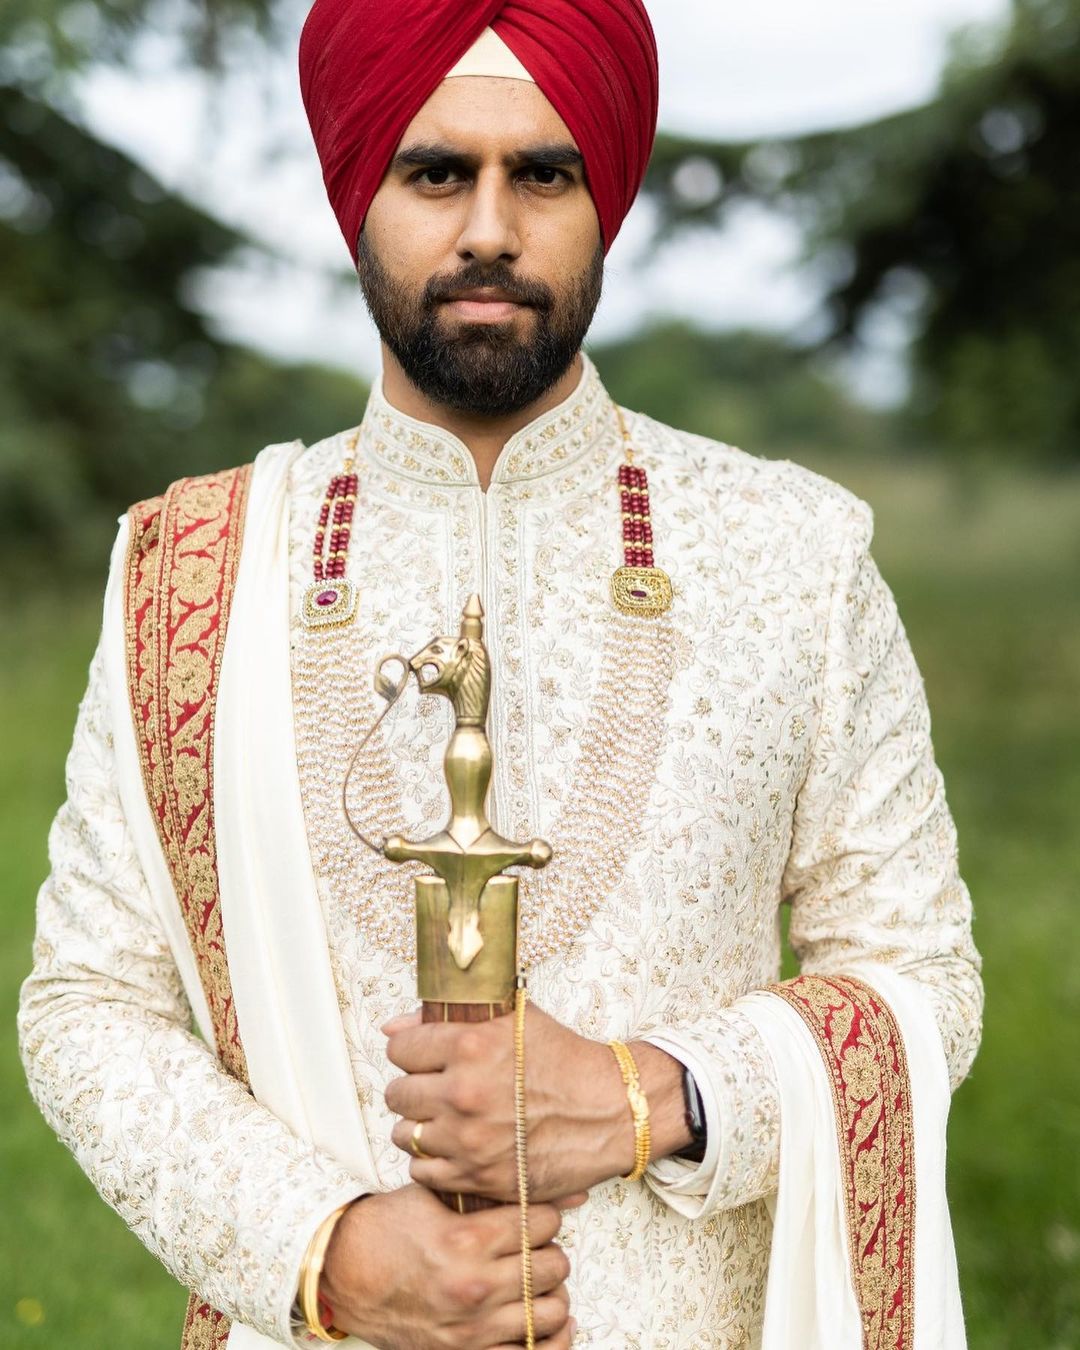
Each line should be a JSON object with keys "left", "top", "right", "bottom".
{"left": 492, "top": 1311, "right": 577, "bottom": 1350}
{"left": 554, "top": 1192, "right": 588, "bottom": 1210}
{"left": 481, "top": 1246, "right": 569, "bottom": 1309}
{"left": 390, "top": 1116, "right": 445, "bottom": 1161}
{"left": 486, "top": 1290, "right": 572, "bottom": 1345}
{"left": 533, "top": 1245, "right": 572, "bottom": 1297}
{"left": 384, "top": 1020, "right": 475, "bottom": 1073}
{"left": 407, "top": 1157, "right": 513, "bottom": 1203}
{"left": 481, "top": 1202, "right": 565, "bottom": 1257}
{"left": 383, "top": 1071, "right": 444, "bottom": 1121}
{"left": 379, "top": 1009, "right": 421, "bottom": 1035}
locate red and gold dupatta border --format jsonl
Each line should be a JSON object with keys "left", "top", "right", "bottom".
{"left": 768, "top": 974, "right": 915, "bottom": 1350}
{"left": 123, "top": 467, "right": 254, "bottom": 1350}
{"left": 181, "top": 1295, "right": 232, "bottom": 1350}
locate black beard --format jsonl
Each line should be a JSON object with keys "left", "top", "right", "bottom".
{"left": 356, "top": 235, "right": 604, "bottom": 418}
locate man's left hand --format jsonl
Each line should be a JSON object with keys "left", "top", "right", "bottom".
{"left": 382, "top": 1004, "right": 692, "bottom": 1203}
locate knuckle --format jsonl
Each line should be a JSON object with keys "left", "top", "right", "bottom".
{"left": 449, "top": 1076, "right": 485, "bottom": 1116}
{"left": 446, "top": 1222, "right": 484, "bottom": 1261}
{"left": 445, "top": 1273, "right": 489, "bottom": 1311}
{"left": 456, "top": 1028, "right": 485, "bottom": 1062}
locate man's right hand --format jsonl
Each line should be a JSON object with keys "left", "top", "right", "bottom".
{"left": 320, "top": 1183, "right": 583, "bottom": 1348}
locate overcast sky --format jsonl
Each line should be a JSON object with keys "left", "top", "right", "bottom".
{"left": 76, "top": 0, "right": 1010, "bottom": 398}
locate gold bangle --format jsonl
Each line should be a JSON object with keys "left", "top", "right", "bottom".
{"left": 608, "top": 1040, "right": 651, "bottom": 1183}
{"left": 298, "top": 1201, "right": 352, "bottom": 1342}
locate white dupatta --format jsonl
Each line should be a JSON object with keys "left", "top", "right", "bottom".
{"left": 741, "top": 963, "right": 967, "bottom": 1350}
{"left": 106, "top": 443, "right": 380, "bottom": 1348}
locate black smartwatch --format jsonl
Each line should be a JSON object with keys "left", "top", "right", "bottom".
{"left": 674, "top": 1065, "right": 707, "bottom": 1163}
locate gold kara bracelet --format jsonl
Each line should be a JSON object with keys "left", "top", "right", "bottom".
{"left": 298, "top": 1201, "right": 352, "bottom": 1343}
{"left": 607, "top": 1040, "right": 651, "bottom": 1183}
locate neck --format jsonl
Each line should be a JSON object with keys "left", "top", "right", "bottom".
{"left": 379, "top": 347, "right": 584, "bottom": 491}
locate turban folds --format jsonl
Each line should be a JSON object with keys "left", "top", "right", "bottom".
{"left": 299, "top": 0, "right": 658, "bottom": 258}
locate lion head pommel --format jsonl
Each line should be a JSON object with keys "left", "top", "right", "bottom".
{"left": 409, "top": 633, "right": 490, "bottom": 725}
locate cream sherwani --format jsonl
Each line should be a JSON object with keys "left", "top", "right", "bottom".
{"left": 19, "top": 356, "right": 982, "bottom": 1347}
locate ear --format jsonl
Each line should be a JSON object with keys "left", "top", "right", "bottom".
{"left": 454, "top": 638, "right": 469, "bottom": 660}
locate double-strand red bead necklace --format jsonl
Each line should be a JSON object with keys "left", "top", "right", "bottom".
{"left": 302, "top": 412, "right": 671, "bottom": 628}
{"left": 611, "top": 406, "right": 672, "bottom": 617}
{"left": 301, "top": 429, "right": 361, "bottom": 630}
{"left": 619, "top": 461, "right": 655, "bottom": 569}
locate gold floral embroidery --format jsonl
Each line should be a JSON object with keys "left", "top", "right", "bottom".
{"left": 181, "top": 1293, "right": 231, "bottom": 1350}
{"left": 768, "top": 975, "right": 915, "bottom": 1350}
{"left": 124, "top": 467, "right": 252, "bottom": 1084}
{"left": 124, "top": 469, "right": 254, "bottom": 1350}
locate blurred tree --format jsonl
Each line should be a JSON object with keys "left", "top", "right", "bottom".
{"left": 0, "top": 0, "right": 276, "bottom": 81}
{"left": 644, "top": 0, "right": 1080, "bottom": 463}
{"left": 0, "top": 85, "right": 365, "bottom": 569}
{"left": 590, "top": 321, "right": 893, "bottom": 457}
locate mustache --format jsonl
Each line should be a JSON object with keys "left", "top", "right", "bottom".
{"left": 423, "top": 263, "right": 555, "bottom": 312}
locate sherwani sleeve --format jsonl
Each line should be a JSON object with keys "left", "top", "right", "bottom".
{"left": 640, "top": 498, "right": 983, "bottom": 1219}
{"left": 17, "top": 639, "right": 366, "bottom": 1346}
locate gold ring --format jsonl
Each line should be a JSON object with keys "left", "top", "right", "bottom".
{"left": 409, "top": 1120, "right": 433, "bottom": 1160}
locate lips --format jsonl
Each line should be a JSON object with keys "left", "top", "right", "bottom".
{"left": 445, "top": 286, "right": 525, "bottom": 304}
{"left": 442, "top": 291, "right": 530, "bottom": 323}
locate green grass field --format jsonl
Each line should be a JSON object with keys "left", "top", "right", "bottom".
{"left": 2, "top": 454, "right": 1078, "bottom": 1347}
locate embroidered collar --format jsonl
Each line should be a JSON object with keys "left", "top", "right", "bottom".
{"left": 358, "top": 353, "right": 618, "bottom": 491}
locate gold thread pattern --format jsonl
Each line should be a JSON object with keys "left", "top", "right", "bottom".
{"left": 180, "top": 1295, "right": 231, "bottom": 1350}
{"left": 124, "top": 467, "right": 253, "bottom": 1080}
{"left": 123, "top": 467, "right": 254, "bottom": 1350}
{"left": 767, "top": 974, "right": 915, "bottom": 1350}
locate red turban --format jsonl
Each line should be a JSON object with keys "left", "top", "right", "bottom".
{"left": 299, "top": 0, "right": 658, "bottom": 259}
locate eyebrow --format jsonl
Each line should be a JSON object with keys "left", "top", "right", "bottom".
{"left": 391, "top": 142, "right": 584, "bottom": 173}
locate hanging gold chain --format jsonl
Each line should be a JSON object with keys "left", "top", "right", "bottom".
{"left": 514, "top": 976, "right": 535, "bottom": 1350}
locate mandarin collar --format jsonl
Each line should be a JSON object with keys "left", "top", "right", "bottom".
{"left": 357, "top": 353, "right": 619, "bottom": 491}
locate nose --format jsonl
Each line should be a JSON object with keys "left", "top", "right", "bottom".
{"left": 454, "top": 169, "right": 522, "bottom": 265}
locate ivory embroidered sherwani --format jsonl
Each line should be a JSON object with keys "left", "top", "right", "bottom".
{"left": 19, "top": 356, "right": 982, "bottom": 1348}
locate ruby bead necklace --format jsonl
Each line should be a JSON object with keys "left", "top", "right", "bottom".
{"left": 610, "top": 405, "right": 672, "bottom": 617}
{"left": 302, "top": 411, "right": 672, "bottom": 629}
{"left": 301, "top": 429, "right": 362, "bottom": 630}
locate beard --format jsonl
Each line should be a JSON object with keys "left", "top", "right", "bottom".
{"left": 356, "top": 233, "right": 604, "bottom": 418}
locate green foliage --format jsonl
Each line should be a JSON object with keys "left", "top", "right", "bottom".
{"left": 644, "top": 0, "right": 1080, "bottom": 462}
{"left": 0, "top": 84, "right": 366, "bottom": 572}
{"left": 590, "top": 321, "right": 894, "bottom": 455}
{"left": 0, "top": 0, "right": 277, "bottom": 82}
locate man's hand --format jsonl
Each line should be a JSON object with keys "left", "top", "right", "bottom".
{"left": 320, "top": 1183, "right": 581, "bottom": 1349}
{"left": 382, "top": 1005, "right": 692, "bottom": 1202}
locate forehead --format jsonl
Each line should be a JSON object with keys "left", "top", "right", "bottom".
{"left": 396, "top": 76, "right": 578, "bottom": 156}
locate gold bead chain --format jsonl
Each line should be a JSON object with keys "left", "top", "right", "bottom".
{"left": 514, "top": 976, "right": 535, "bottom": 1350}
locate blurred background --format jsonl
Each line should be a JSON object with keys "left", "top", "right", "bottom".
{"left": 2, "top": 0, "right": 1078, "bottom": 1344}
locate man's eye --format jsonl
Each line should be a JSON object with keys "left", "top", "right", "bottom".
{"left": 524, "top": 166, "right": 564, "bottom": 186}
{"left": 418, "top": 167, "right": 460, "bottom": 186}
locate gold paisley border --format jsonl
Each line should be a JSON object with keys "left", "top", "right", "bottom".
{"left": 123, "top": 468, "right": 254, "bottom": 1350}
{"left": 768, "top": 974, "right": 915, "bottom": 1350}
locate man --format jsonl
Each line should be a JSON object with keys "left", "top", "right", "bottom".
{"left": 19, "top": 2, "right": 982, "bottom": 1348}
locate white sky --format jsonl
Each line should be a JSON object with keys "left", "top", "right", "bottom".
{"left": 76, "top": 0, "right": 1010, "bottom": 399}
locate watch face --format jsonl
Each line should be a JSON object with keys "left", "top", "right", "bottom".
{"left": 675, "top": 1065, "right": 707, "bottom": 1162}
{"left": 683, "top": 1067, "right": 706, "bottom": 1136}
